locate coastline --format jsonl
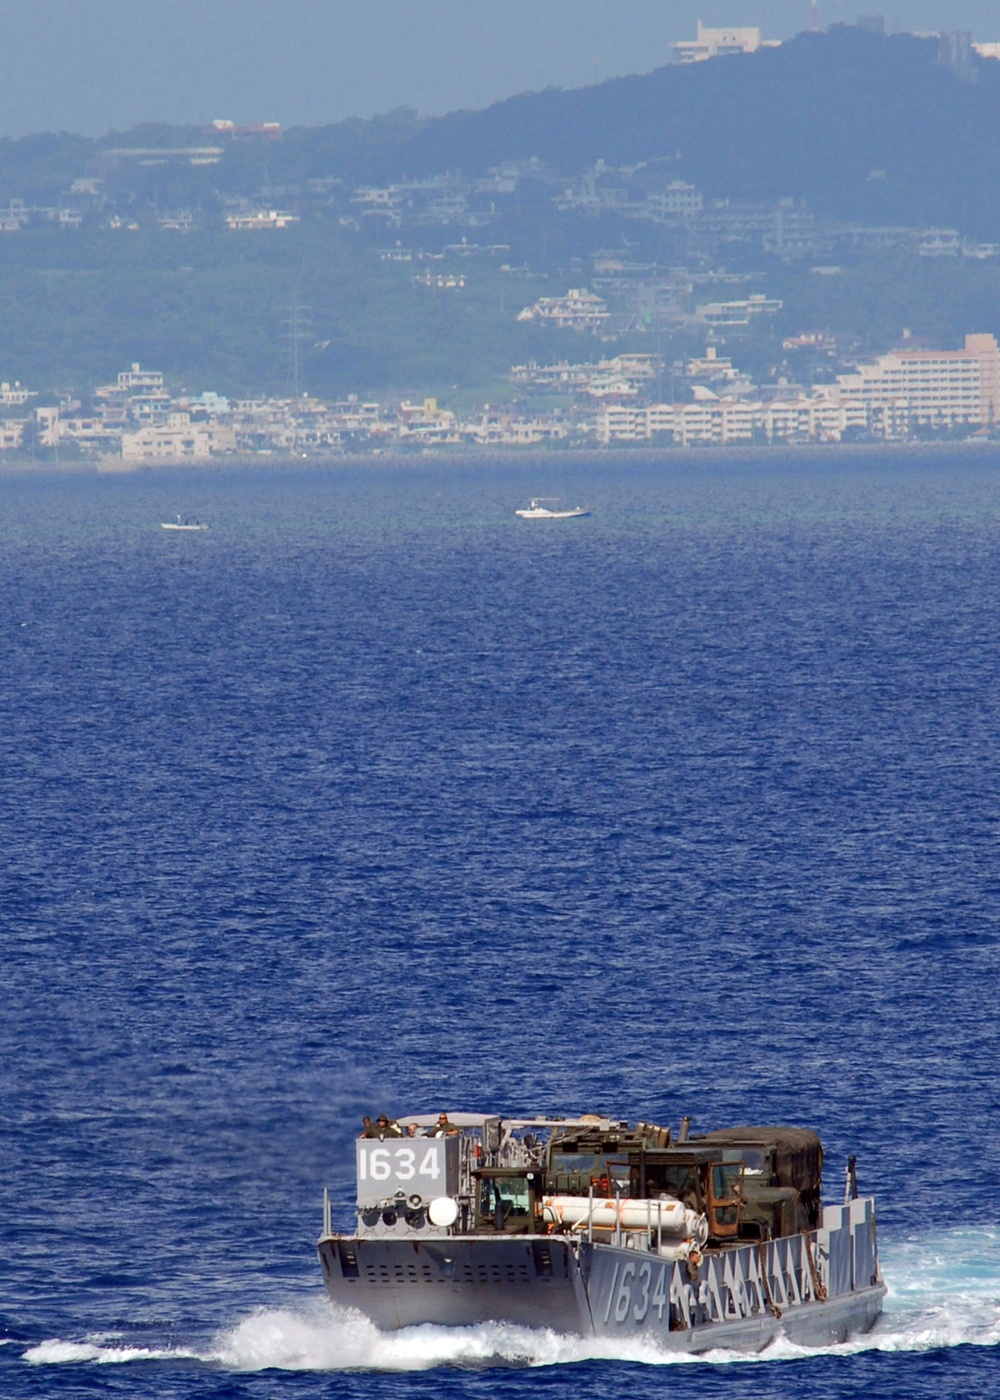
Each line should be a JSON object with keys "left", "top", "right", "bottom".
{"left": 1, "top": 438, "right": 999, "bottom": 478}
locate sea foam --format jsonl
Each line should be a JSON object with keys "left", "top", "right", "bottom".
{"left": 23, "top": 1338, "right": 201, "bottom": 1366}
{"left": 21, "top": 1227, "right": 1000, "bottom": 1372}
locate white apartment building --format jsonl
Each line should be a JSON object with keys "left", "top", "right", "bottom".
{"left": 225, "top": 209, "right": 299, "bottom": 230}
{"left": 759, "top": 389, "right": 868, "bottom": 443}
{"left": 91, "top": 363, "right": 175, "bottom": 424}
{"left": 597, "top": 399, "right": 759, "bottom": 446}
{"left": 517, "top": 288, "right": 610, "bottom": 331}
{"left": 673, "top": 22, "right": 777, "bottom": 63}
{"left": 674, "top": 397, "right": 756, "bottom": 445}
{"left": 120, "top": 413, "right": 236, "bottom": 461}
{"left": 0, "top": 419, "right": 25, "bottom": 449}
{"left": 597, "top": 389, "right": 867, "bottom": 446}
{"left": 511, "top": 353, "right": 660, "bottom": 394}
{"left": 107, "top": 362, "right": 165, "bottom": 394}
{"left": 0, "top": 380, "right": 33, "bottom": 405}
{"left": 917, "top": 228, "right": 961, "bottom": 257}
{"left": 471, "top": 414, "right": 569, "bottom": 445}
{"left": 36, "top": 406, "right": 119, "bottom": 450}
{"left": 697, "top": 293, "right": 783, "bottom": 327}
{"left": 644, "top": 182, "right": 703, "bottom": 220}
{"left": 596, "top": 403, "right": 672, "bottom": 443}
{"left": 835, "top": 333, "right": 1000, "bottom": 430}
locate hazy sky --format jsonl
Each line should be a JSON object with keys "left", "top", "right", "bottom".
{"left": 0, "top": 0, "right": 997, "bottom": 139}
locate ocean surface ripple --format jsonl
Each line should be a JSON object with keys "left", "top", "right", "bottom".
{"left": 2, "top": 454, "right": 999, "bottom": 1399}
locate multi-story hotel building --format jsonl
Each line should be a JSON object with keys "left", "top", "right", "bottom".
{"left": 835, "top": 333, "right": 1000, "bottom": 430}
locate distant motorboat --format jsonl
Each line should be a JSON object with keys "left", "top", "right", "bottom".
{"left": 515, "top": 497, "right": 590, "bottom": 519}
{"left": 161, "top": 515, "right": 209, "bottom": 532}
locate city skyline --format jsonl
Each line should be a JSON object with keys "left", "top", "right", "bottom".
{"left": 0, "top": 0, "right": 999, "bottom": 140}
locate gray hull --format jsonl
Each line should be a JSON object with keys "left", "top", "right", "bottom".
{"left": 319, "top": 1235, "right": 593, "bottom": 1332}
{"left": 582, "top": 1228, "right": 885, "bottom": 1351}
{"left": 318, "top": 1197, "right": 885, "bottom": 1351}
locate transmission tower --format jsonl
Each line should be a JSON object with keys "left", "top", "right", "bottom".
{"left": 281, "top": 292, "right": 311, "bottom": 399}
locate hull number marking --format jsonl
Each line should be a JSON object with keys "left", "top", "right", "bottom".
{"left": 606, "top": 1259, "right": 671, "bottom": 1327}
{"left": 358, "top": 1146, "right": 442, "bottom": 1183}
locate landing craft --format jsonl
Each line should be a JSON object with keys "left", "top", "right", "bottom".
{"left": 318, "top": 1112, "right": 885, "bottom": 1350}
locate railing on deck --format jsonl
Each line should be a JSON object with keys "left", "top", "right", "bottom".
{"left": 667, "top": 1199, "right": 878, "bottom": 1329}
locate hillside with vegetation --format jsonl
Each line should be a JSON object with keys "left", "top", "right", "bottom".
{"left": 377, "top": 25, "right": 1000, "bottom": 233}
{"left": 2, "top": 24, "right": 1000, "bottom": 405}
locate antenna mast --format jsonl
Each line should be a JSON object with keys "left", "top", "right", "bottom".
{"left": 282, "top": 291, "right": 311, "bottom": 400}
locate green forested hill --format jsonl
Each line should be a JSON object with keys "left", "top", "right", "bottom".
{"left": 2, "top": 25, "right": 1000, "bottom": 401}
{"left": 377, "top": 26, "right": 1000, "bottom": 234}
{"left": 80, "top": 25, "right": 1000, "bottom": 237}
{"left": 0, "top": 223, "right": 567, "bottom": 400}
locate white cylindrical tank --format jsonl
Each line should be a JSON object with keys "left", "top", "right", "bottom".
{"left": 657, "top": 1240, "right": 701, "bottom": 1262}
{"left": 541, "top": 1195, "right": 706, "bottom": 1240}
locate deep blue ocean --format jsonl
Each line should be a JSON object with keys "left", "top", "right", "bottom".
{"left": 3, "top": 451, "right": 999, "bottom": 1399}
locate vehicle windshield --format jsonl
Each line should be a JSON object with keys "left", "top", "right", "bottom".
{"left": 713, "top": 1163, "right": 743, "bottom": 1198}
{"left": 648, "top": 1165, "right": 700, "bottom": 1203}
{"left": 550, "top": 1153, "right": 598, "bottom": 1173}
{"left": 710, "top": 1163, "right": 743, "bottom": 1231}
{"left": 478, "top": 1175, "right": 531, "bottom": 1219}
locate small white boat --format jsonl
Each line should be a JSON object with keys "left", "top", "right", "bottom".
{"left": 161, "top": 516, "right": 209, "bottom": 532}
{"left": 515, "top": 498, "right": 590, "bottom": 519}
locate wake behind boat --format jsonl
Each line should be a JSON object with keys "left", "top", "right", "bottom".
{"left": 515, "top": 498, "right": 590, "bottom": 519}
{"left": 161, "top": 515, "right": 209, "bottom": 531}
{"left": 318, "top": 1110, "right": 885, "bottom": 1351}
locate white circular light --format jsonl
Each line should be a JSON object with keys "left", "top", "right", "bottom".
{"left": 428, "top": 1196, "right": 460, "bottom": 1227}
